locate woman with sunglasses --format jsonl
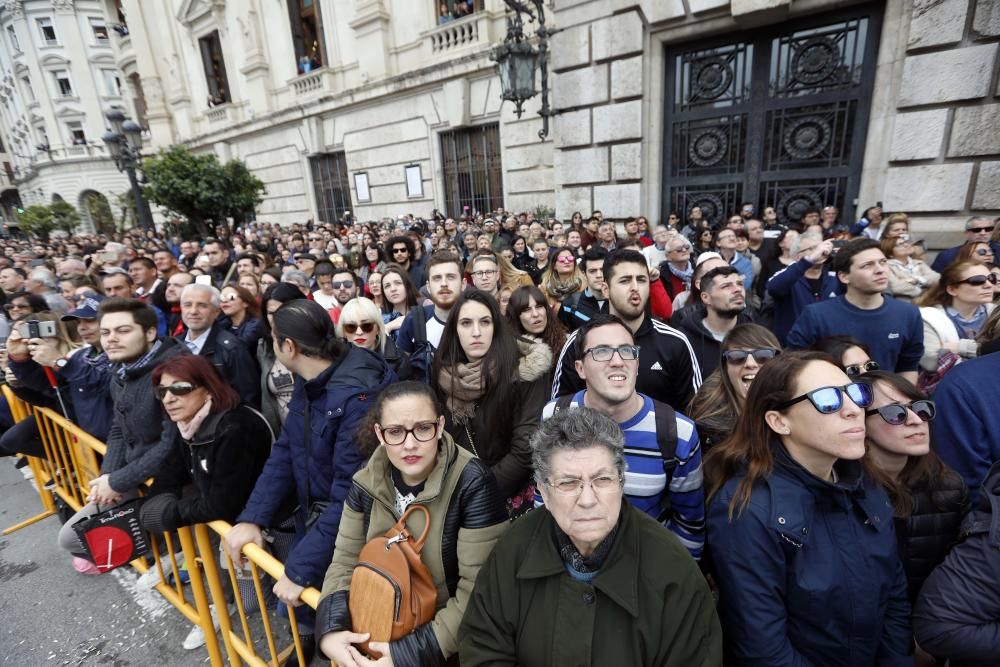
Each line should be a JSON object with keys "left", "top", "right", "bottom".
{"left": 956, "top": 240, "right": 995, "bottom": 266}
{"left": 882, "top": 234, "right": 939, "bottom": 302}
{"left": 861, "top": 370, "right": 968, "bottom": 606}
{"left": 705, "top": 350, "right": 912, "bottom": 665}
{"left": 219, "top": 284, "right": 261, "bottom": 352}
{"left": 539, "top": 246, "right": 585, "bottom": 311}
{"left": 813, "top": 335, "right": 881, "bottom": 379}
{"left": 688, "top": 324, "right": 781, "bottom": 451}
{"left": 4, "top": 291, "right": 48, "bottom": 323}
{"left": 316, "top": 381, "right": 506, "bottom": 666}
{"left": 432, "top": 290, "right": 552, "bottom": 518}
{"left": 336, "top": 297, "right": 412, "bottom": 380}
{"left": 917, "top": 261, "right": 996, "bottom": 387}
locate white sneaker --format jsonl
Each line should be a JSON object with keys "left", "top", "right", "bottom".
{"left": 137, "top": 553, "right": 185, "bottom": 590}
{"left": 182, "top": 605, "right": 221, "bottom": 650}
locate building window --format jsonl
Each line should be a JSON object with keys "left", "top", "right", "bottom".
{"left": 288, "top": 0, "right": 326, "bottom": 73}
{"left": 437, "top": 0, "right": 482, "bottom": 24}
{"left": 37, "top": 17, "right": 58, "bottom": 45}
{"left": 21, "top": 76, "right": 35, "bottom": 102}
{"left": 90, "top": 18, "right": 109, "bottom": 43}
{"left": 6, "top": 25, "right": 19, "bottom": 52}
{"left": 67, "top": 122, "right": 86, "bottom": 146}
{"left": 102, "top": 69, "right": 122, "bottom": 96}
{"left": 53, "top": 70, "right": 73, "bottom": 97}
{"left": 311, "top": 153, "right": 353, "bottom": 224}
{"left": 129, "top": 73, "right": 148, "bottom": 128}
{"left": 198, "top": 30, "right": 230, "bottom": 106}
{"left": 441, "top": 123, "right": 504, "bottom": 217}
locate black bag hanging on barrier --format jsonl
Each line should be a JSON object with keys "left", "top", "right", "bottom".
{"left": 72, "top": 498, "right": 151, "bottom": 573}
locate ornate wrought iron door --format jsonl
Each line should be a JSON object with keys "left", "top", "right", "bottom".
{"left": 662, "top": 5, "right": 882, "bottom": 227}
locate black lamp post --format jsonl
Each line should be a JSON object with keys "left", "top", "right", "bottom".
{"left": 492, "top": 0, "right": 559, "bottom": 141}
{"left": 102, "top": 108, "right": 154, "bottom": 232}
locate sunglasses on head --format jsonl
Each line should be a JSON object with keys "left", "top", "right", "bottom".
{"left": 775, "top": 382, "right": 873, "bottom": 414}
{"left": 956, "top": 273, "right": 998, "bottom": 286}
{"left": 155, "top": 382, "right": 197, "bottom": 401}
{"left": 845, "top": 360, "right": 879, "bottom": 377}
{"left": 866, "top": 400, "right": 935, "bottom": 425}
{"left": 968, "top": 226, "right": 995, "bottom": 234}
{"left": 342, "top": 321, "right": 376, "bottom": 335}
{"left": 723, "top": 348, "right": 779, "bottom": 365}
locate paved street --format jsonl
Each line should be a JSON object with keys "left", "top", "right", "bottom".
{"left": 0, "top": 461, "right": 198, "bottom": 666}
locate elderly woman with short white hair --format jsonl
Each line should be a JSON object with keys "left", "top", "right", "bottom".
{"left": 459, "top": 407, "right": 722, "bottom": 666}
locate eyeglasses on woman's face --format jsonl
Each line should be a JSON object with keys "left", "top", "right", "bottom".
{"left": 377, "top": 420, "right": 438, "bottom": 446}
{"left": 845, "top": 360, "right": 879, "bottom": 377}
{"left": 545, "top": 474, "right": 622, "bottom": 497}
{"left": 723, "top": 348, "right": 779, "bottom": 365}
{"left": 155, "top": 382, "right": 198, "bottom": 401}
{"left": 955, "top": 273, "right": 997, "bottom": 287}
{"left": 775, "top": 382, "right": 873, "bottom": 414}
{"left": 556, "top": 255, "right": 575, "bottom": 264}
{"left": 866, "top": 400, "right": 935, "bottom": 426}
{"left": 342, "top": 321, "right": 375, "bottom": 335}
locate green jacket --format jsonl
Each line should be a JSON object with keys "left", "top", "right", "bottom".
{"left": 459, "top": 502, "right": 723, "bottom": 667}
{"left": 317, "top": 430, "right": 508, "bottom": 665}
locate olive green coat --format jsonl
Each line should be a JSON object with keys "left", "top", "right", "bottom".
{"left": 458, "top": 502, "right": 723, "bottom": 667}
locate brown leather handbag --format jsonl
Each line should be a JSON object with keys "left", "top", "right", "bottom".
{"left": 349, "top": 504, "right": 437, "bottom": 656}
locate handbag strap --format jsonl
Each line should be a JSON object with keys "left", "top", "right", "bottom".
{"left": 392, "top": 504, "right": 431, "bottom": 553}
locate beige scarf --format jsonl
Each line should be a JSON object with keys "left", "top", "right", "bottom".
{"left": 436, "top": 358, "right": 486, "bottom": 422}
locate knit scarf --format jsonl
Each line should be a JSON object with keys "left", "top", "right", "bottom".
{"left": 178, "top": 397, "right": 213, "bottom": 440}
{"left": 436, "top": 358, "right": 486, "bottom": 422}
{"left": 115, "top": 340, "right": 162, "bottom": 380}
{"left": 544, "top": 273, "right": 583, "bottom": 301}
{"left": 667, "top": 261, "right": 694, "bottom": 290}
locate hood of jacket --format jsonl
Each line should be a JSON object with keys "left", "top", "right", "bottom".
{"left": 516, "top": 335, "right": 553, "bottom": 383}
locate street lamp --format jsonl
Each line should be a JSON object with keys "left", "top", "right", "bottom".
{"left": 491, "top": 0, "right": 559, "bottom": 141}
{"left": 102, "top": 108, "right": 153, "bottom": 232}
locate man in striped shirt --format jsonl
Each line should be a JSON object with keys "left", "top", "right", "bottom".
{"left": 541, "top": 314, "right": 705, "bottom": 560}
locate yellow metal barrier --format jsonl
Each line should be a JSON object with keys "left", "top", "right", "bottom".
{"left": 4, "top": 390, "right": 327, "bottom": 666}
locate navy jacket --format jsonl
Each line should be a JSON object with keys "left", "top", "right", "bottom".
{"left": 931, "top": 352, "right": 1000, "bottom": 506}
{"left": 914, "top": 461, "right": 1000, "bottom": 665}
{"left": 178, "top": 322, "right": 261, "bottom": 409}
{"left": 707, "top": 446, "right": 912, "bottom": 666}
{"left": 237, "top": 345, "right": 395, "bottom": 588}
{"left": 765, "top": 258, "right": 840, "bottom": 345}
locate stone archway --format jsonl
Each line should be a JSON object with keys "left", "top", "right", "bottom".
{"left": 79, "top": 190, "right": 116, "bottom": 235}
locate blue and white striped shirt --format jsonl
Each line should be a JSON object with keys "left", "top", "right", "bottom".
{"left": 540, "top": 391, "right": 705, "bottom": 560}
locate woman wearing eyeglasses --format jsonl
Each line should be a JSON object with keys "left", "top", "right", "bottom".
{"left": 860, "top": 371, "right": 968, "bottom": 606}
{"left": 337, "top": 297, "right": 412, "bottom": 380}
{"left": 812, "top": 335, "right": 881, "bottom": 379}
{"left": 705, "top": 350, "right": 912, "bottom": 665}
{"left": 432, "top": 290, "right": 552, "bottom": 518}
{"left": 917, "top": 261, "right": 996, "bottom": 390}
{"left": 539, "top": 246, "right": 585, "bottom": 311}
{"left": 688, "top": 324, "right": 781, "bottom": 451}
{"left": 956, "top": 240, "right": 995, "bottom": 266}
{"left": 316, "top": 381, "right": 507, "bottom": 667}
{"left": 882, "top": 234, "right": 939, "bottom": 302}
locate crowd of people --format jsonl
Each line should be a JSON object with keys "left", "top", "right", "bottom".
{"left": 2, "top": 202, "right": 999, "bottom": 666}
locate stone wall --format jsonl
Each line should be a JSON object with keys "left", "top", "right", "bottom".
{"left": 879, "top": 0, "right": 1000, "bottom": 247}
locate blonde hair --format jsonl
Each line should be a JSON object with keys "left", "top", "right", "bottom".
{"left": 336, "top": 297, "right": 387, "bottom": 354}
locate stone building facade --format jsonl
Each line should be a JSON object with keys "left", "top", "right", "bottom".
{"left": 0, "top": 0, "right": 132, "bottom": 231}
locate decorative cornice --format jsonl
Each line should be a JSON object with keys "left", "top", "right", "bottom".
{"left": 51, "top": 0, "right": 74, "bottom": 14}
{"left": 3, "top": 0, "right": 24, "bottom": 18}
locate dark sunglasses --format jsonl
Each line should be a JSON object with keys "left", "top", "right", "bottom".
{"left": 866, "top": 400, "right": 935, "bottom": 425}
{"left": 343, "top": 322, "right": 376, "bottom": 335}
{"left": 331, "top": 280, "right": 354, "bottom": 289}
{"left": 955, "top": 273, "right": 998, "bottom": 286}
{"left": 974, "top": 248, "right": 994, "bottom": 257}
{"left": 968, "top": 226, "right": 995, "bottom": 234}
{"left": 391, "top": 247, "right": 409, "bottom": 254}
{"left": 775, "top": 382, "right": 873, "bottom": 414}
{"left": 155, "top": 382, "right": 197, "bottom": 401}
{"left": 723, "top": 348, "right": 779, "bottom": 365}
{"left": 845, "top": 361, "right": 879, "bottom": 377}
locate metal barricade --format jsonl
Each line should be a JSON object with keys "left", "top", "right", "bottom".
{"left": 2, "top": 384, "right": 58, "bottom": 535}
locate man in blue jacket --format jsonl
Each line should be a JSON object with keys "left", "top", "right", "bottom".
{"left": 787, "top": 238, "right": 923, "bottom": 383}
{"left": 930, "top": 215, "right": 1000, "bottom": 272}
{"left": 396, "top": 251, "right": 463, "bottom": 382}
{"left": 766, "top": 233, "right": 841, "bottom": 344}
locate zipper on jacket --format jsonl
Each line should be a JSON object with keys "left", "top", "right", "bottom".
{"left": 356, "top": 563, "right": 402, "bottom": 621}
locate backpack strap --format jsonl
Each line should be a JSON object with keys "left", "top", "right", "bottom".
{"left": 553, "top": 394, "right": 574, "bottom": 412}
{"left": 411, "top": 305, "right": 428, "bottom": 345}
{"left": 651, "top": 399, "right": 678, "bottom": 475}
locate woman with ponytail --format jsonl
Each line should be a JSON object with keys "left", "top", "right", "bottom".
{"left": 224, "top": 298, "right": 395, "bottom": 664}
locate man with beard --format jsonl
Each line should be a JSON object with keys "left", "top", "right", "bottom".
{"left": 397, "top": 251, "right": 463, "bottom": 382}
{"left": 325, "top": 269, "right": 359, "bottom": 324}
{"left": 204, "top": 238, "right": 235, "bottom": 289}
{"left": 675, "top": 266, "right": 754, "bottom": 376}
{"left": 163, "top": 272, "right": 194, "bottom": 335}
{"left": 552, "top": 249, "right": 702, "bottom": 412}
{"left": 765, "top": 233, "right": 840, "bottom": 345}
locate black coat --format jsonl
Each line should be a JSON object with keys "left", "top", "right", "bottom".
{"left": 142, "top": 405, "right": 273, "bottom": 532}
{"left": 914, "top": 462, "right": 1000, "bottom": 665}
{"left": 178, "top": 322, "right": 262, "bottom": 409}
{"left": 894, "top": 473, "right": 968, "bottom": 604}
{"left": 673, "top": 304, "right": 756, "bottom": 377}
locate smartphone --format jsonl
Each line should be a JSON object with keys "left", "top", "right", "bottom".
{"left": 17, "top": 320, "right": 58, "bottom": 338}
{"left": 195, "top": 275, "right": 213, "bottom": 286}
{"left": 97, "top": 251, "right": 117, "bottom": 263}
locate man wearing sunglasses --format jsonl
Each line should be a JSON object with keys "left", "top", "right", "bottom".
{"left": 787, "top": 238, "right": 923, "bottom": 383}
{"left": 325, "top": 269, "right": 359, "bottom": 325}
{"left": 931, "top": 215, "right": 1000, "bottom": 273}
{"left": 553, "top": 249, "right": 702, "bottom": 413}
{"left": 676, "top": 265, "right": 755, "bottom": 376}
{"left": 542, "top": 314, "right": 705, "bottom": 560}
{"left": 56, "top": 298, "right": 190, "bottom": 567}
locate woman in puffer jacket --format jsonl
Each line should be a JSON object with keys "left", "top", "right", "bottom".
{"left": 316, "top": 381, "right": 507, "bottom": 667}
{"left": 862, "top": 371, "right": 968, "bottom": 603}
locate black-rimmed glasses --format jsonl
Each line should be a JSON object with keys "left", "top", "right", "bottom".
{"left": 775, "top": 383, "right": 873, "bottom": 414}
{"left": 866, "top": 400, "right": 935, "bottom": 425}
{"left": 723, "top": 348, "right": 779, "bottom": 365}
{"left": 377, "top": 421, "right": 439, "bottom": 446}
{"left": 845, "top": 361, "right": 879, "bottom": 377}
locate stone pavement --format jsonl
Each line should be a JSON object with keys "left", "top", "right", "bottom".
{"left": 0, "top": 460, "right": 199, "bottom": 666}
